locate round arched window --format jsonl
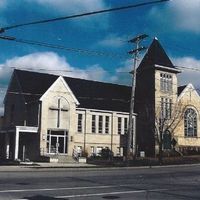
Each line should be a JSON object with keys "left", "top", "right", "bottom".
{"left": 184, "top": 108, "right": 197, "bottom": 137}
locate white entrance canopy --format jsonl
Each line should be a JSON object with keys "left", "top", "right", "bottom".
{"left": 14, "top": 126, "right": 38, "bottom": 160}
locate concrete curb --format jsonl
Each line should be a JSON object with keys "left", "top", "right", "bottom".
{"left": 0, "top": 162, "right": 200, "bottom": 172}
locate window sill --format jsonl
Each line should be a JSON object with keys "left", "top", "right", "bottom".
{"left": 184, "top": 136, "right": 198, "bottom": 138}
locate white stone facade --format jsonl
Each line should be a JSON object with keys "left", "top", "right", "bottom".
{"left": 37, "top": 76, "right": 135, "bottom": 158}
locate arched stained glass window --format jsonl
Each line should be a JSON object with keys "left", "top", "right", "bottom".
{"left": 184, "top": 108, "right": 197, "bottom": 137}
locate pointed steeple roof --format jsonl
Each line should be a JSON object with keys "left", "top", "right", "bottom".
{"left": 138, "top": 38, "right": 175, "bottom": 72}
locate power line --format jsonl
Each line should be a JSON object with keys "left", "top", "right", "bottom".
{"left": 0, "top": 35, "right": 128, "bottom": 59}
{"left": 3, "top": 59, "right": 200, "bottom": 76}
{"left": 0, "top": 0, "right": 170, "bottom": 33}
{"left": 0, "top": 70, "right": 200, "bottom": 97}
{"left": 176, "top": 66, "right": 200, "bottom": 72}
{"left": 9, "top": 67, "right": 129, "bottom": 74}
{"left": 9, "top": 65, "right": 200, "bottom": 76}
{"left": 1, "top": 34, "right": 200, "bottom": 72}
{"left": 4, "top": 87, "right": 200, "bottom": 99}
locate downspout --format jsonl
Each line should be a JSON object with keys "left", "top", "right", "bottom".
{"left": 111, "top": 113, "right": 114, "bottom": 154}
{"left": 37, "top": 101, "right": 42, "bottom": 156}
{"left": 84, "top": 110, "right": 87, "bottom": 154}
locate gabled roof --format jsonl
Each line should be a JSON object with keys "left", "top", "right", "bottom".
{"left": 138, "top": 38, "right": 175, "bottom": 72}
{"left": 178, "top": 85, "right": 187, "bottom": 96}
{"left": 178, "top": 83, "right": 199, "bottom": 100}
{"left": 10, "top": 69, "right": 131, "bottom": 112}
{"left": 40, "top": 76, "right": 80, "bottom": 105}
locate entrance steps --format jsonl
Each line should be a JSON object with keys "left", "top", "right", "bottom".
{"left": 47, "top": 155, "right": 77, "bottom": 163}
{"left": 58, "top": 155, "right": 77, "bottom": 163}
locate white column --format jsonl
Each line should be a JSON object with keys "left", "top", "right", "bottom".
{"left": 14, "top": 127, "right": 19, "bottom": 160}
{"left": 95, "top": 115, "right": 98, "bottom": 134}
{"left": 122, "top": 118, "right": 125, "bottom": 135}
{"left": 111, "top": 113, "right": 116, "bottom": 154}
{"left": 102, "top": 116, "right": 105, "bottom": 134}
{"left": 5, "top": 133, "right": 10, "bottom": 159}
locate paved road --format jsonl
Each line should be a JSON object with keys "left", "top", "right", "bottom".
{"left": 0, "top": 165, "right": 199, "bottom": 200}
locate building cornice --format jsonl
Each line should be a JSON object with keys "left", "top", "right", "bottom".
{"left": 154, "top": 64, "right": 181, "bottom": 73}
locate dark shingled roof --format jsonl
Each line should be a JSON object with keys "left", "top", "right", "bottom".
{"left": 178, "top": 85, "right": 187, "bottom": 96}
{"left": 13, "top": 69, "right": 131, "bottom": 112}
{"left": 138, "top": 38, "right": 174, "bottom": 71}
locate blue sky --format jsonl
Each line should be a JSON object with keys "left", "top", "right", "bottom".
{"left": 0, "top": 0, "right": 200, "bottom": 112}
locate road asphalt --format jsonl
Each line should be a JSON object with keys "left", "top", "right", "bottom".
{"left": 0, "top": 163, "right": 199, "bottom": 199}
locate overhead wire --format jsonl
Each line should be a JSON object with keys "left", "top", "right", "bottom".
{"left": 9, "top": 67, "right": 129, "bottom": 74}
{"left": 176, "top": 66, "right": 200, "bottom": 72}
{"left": 0, "top": 1, "right": 196, "bottom": 62}
{"left": 0, "top": 34, "right": 199, "bottom": 75}
{"left": 6, "top": 66, "right": 200, "bottom": 81}
{"left": 0, "top": 35, "right": 129, "bottom": 59}
{"left": 0, "top": 1, "right": 171, "bottom": 59}
{"left": 4, "top": 87, "right": 200, "bottom": 102}
{"left": 0, "top": 71, "right": 199, "bottom": 106}
{"left": 0, "top": 0, "right": 170, "bottom": 33}
{"left": 1, "top": 68, "right": 200, "bottom": 97}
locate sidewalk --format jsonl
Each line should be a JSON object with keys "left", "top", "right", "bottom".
{"left": 0, "top": 162, "right": 97, "bottom": 171}
{"left": 28, "top": 162, "right": 96, "bottom": 168}
{"left": 0, "top": 161, "right": 200, "bottom": 172}
{"left": 1, "top": 157, "right": 200, "bottom": 172}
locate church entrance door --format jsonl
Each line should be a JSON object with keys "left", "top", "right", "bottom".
{"left": 47, "top": 130, "right": 68, "bottom": 154}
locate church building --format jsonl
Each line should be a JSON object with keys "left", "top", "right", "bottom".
{"left": 135, "top": 38, "right": 200, "bottom": 156}
{"left": 0, "top": 69, "right": 134, "bottom": 161}
{"left": 0, "top": 38, "right": 200, "bottom": 162}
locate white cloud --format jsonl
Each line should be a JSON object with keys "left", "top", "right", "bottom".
{"left": 110, "top": 59, "right": 132, "bottom": 85}
{"left": 0, "top": 51, "right": 111, "bottom": 80}
{"left": 0, "top": 0, "right": 7, "bottom": 9}
{"left": 149, "top": 0, "right": 200, "bottom": 33}
{"left": 0, "top": 51, "right": 113, "bottom": 114}
{"left": 171, "top": 0, "right": 200, "bottom": 32}
{"left": 113, "top": 56, "right": 200, "bottom": 88}
{"left": 0, "top": 86, "right": 7, "bottom": 113}
{"left": 0, "top": 51, "right": 134, "bottom": 114}
{"left": 85, "top": 64, "right": 109, "bottom": 81}
{"left": 97, "top": 34, "right": 125, "bottom": 48}
{"left": 173, "top": 56, "right": 200, "bottom": 87}
{"left": 27, "top": 0, "right": 106, "bottom": 13}
{"left": 25, "top": 0, "right": 108, "bottom": 29}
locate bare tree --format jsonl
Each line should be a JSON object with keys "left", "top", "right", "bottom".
{"left": 154, "top": 100, "right": 185, "bottom": 164}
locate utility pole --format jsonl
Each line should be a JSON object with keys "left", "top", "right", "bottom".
{"left": 126, "top": 34, "right": 148, "bottom": 161}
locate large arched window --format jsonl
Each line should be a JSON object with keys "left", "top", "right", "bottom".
{"left": 184, "top": 108, "right": 197, "bottom": 137}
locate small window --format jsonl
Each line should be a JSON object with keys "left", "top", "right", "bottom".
{"left": 92, "top": 115, "right": 96, "bottom": 133}
{"left": 77, "top": 114, "right": 83, "bottom": 133}
{"left": 105, "top": 116, "right": 110, "bottom": 134}
{"left": 160, "top": 73, "right": 173, "bottom": 93}
{"left": 98, "top": 116, "right": 103, "bottom": 134}
{"left": 118, "top": 117, "right": 122, "bottom": 135}
{"left": 160, "top": 97, "right": 172, "bottom": 119}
